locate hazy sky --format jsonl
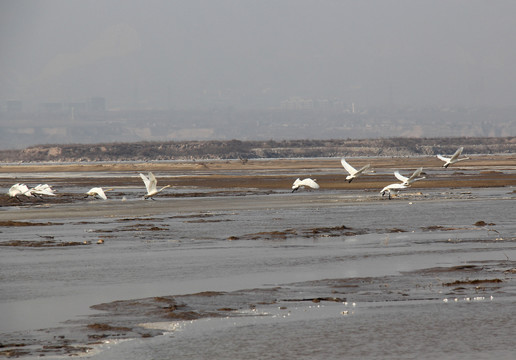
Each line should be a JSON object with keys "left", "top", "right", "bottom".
{"left": 2, "top": 0, "right": 516, "bottom": 110}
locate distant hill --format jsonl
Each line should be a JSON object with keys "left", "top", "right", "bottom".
{"left": 0, "top": 137, "right": 514, "bottom": 163}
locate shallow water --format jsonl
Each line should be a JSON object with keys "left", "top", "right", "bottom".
{"left": 94, "top": 299, "right": 516, "bottom": 360}
{"left": 1, "top": 185, "right": 515, "bottom": 358}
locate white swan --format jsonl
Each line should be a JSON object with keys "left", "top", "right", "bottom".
{"left": 341, "top": 158, "right": 371, "bottom": 183}
{"left": 380, "top": 183, "right": 408, "bottom": 200}
{"left": 8, "top": 183, "right": 32, "bottom": 199}
{"left": 30, "top": 184, "right": 56, "bottom": 196}
{"left": 292, "top": 178, "right": 320, "bottom": 192}
{"left": 85, "top": 187, "right": 109, "bottom": 200}
{"left": 140, "top": 172, "right": 171, "bottom": 199}
{"left": 394, "top": 167, "right": 425, "bottom": 186}
{"left": 437, "top": 147, "right": 469, "bottom": 168}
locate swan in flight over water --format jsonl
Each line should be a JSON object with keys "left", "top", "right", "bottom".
{"left": 140, "top": 172, "right": 171, "bottom": 199}
{"left": 380, "top": 183, "right": 408, "bottom": 200}
{"left": 292, "top": 178, "right": 320, "bottom": 192}
{"left": 85, "top": 187, "right": 110, "bottom": 200}
{"left": 340, "top": 158, "right": 371, "bottom": 183}
{"left": 394, "top": 167, "right": 425, "bottom": 186}
{"left": 437, "top": 147, "right": 469, "bottom": 168}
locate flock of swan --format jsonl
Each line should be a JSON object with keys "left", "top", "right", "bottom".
{"left": 7, "top": 171, "right": 171, "bottom": 202}
{"left": 6, "top": 147, "right": 469, "bottom": 202}
{"left": 8, "top": 183, "right": 57, "bottom": 198}
{"left": 292, "top": 146, "right": 469, "bottom": 199}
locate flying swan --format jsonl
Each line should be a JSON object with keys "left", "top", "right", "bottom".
{"left": 85, "top": 187, "right": 111, "bottom": 200}
{"left": 437, "top": 147, "right": 469, "bottom": 168}
{"left": 394, "top": 167, "right": 425, "bottom": 186}
{"left": 341, "top": 158, "right": 371, "bottom": 183}
{"left": 292, "top": 178, "right": 320, "bottom": 192}
{"left": 380, "top": 183, "right": 408, "bottom": 200}
{"left": 140, "top": 172, "right": 171, "bottom": 199}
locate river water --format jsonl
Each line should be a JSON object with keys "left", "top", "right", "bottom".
{"left": 1, "top": 184, "right": 515, "bottom": 359}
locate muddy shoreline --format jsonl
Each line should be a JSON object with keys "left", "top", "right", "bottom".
{"left": 1, "top": 155, "right": 515, "bottom": 209}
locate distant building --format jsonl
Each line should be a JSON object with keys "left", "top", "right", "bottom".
{"left": 280, "top": 97, "right": 314, "bottom": 110}
{"left": 89, "top": 97, "right": 106, "bottom": 111}
{"left": 40, "top": 102, "right": 63, "bottom": 113}
{"left": 64, "top": 102, "right": 88, "bottom": 113}
{"left": 6, "top": 100, "right": 22, "bottom": 113}
{"left": 281, "top": 97, "right": 348, "bottom": 112}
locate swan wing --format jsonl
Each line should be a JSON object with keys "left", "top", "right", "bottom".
{"left": 147, "top": 172, "right": 158, "bottom": 192}
{"left": 437, "top": 155, "right": 450, "bottom": 162}
{"left": 394, "top": 171, "right": 408, "bottom": 183}
{"left": 32, "top": 187, "right": 56, "bottom": 196}
{"left": 18, "top": 184, "right": 32, "bottom": 196}
{"left": 340, "top": 158, "right": 357, "bottom": 175}
{"left": 450, "top": 147, "right": 463, "bottom": 161}
{"left": 355, "top": 164, "right": 371, "bottom": 175}
{"left": 389, "top": 183, "right": 407, "bottom": 191}
{"left": 139, "top": 173, "right": 151, "bottom": 191}
{"left": 32, "top": 184, "right": 56, "bottom": 195}
{"left": 96, "top": 188, "right": 107, "bottom": 200}
{"left": 87, "top": 187, "right": 107, "bottom": 200}
{"left": 8, "top": 184, "right": 22, "bottom": 196}
{"left": 301, "top": 178, "right": 319, "bottom": 189}
{"left": 408, "top": 167, "right": 423, "bottom": 182}
{"left": 381, "top": 183, "right": 406, "bottom": 194}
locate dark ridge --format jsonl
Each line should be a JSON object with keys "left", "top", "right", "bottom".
{"left": 1, "top": 137, "right": 515, "bottom": 163}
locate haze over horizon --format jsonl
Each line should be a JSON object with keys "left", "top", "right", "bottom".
{"left": 2, "top": 0, "right": 516, "bottom": 112}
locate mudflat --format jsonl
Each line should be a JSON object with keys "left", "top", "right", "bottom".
{"left": 1, "top": 155, "right": 515, "bottom": 214}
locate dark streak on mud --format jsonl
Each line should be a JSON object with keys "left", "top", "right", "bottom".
{"left": 87, "top": 323, "right": 133, "bottom": 332}
{"left": 0, "top": 240, "right": 89, "bottom": 247}
{"left": 0, "top": 220, "right": 62, "bottom": 227}
{"left": 442, "top": 278, "right": 503, "bottom": 286}
{"left": 229, "top": 225, "right": 376, "bottom": 241}
{"left": 282, "top": 297, "right": 346, "bottom": 303}
{"left": 184, "top": 219, "right": 233, "bottom": 223}
{"left": 116, "top": 217, "right": 161, "bottom": 222}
